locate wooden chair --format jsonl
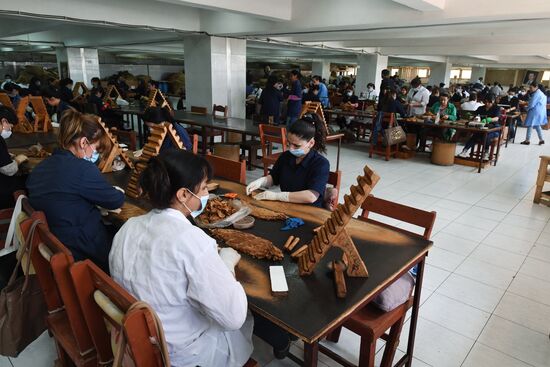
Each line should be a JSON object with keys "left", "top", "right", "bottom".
{"left": 205, "top": 154, "right": 247, "bottom": 185}
{"left": 70, "top": 260, "right": 168, "bottom": 366}
{"left": 259, "top": 124, "right": 287, "bottom": 176}
{"left": 29, "top": 96, "right": 52, "bottom": 132}
{"left": 322, "top": 195, "right": 436, "bottom": 367}
{"left": 188, "top": 105, "right": 224, "bottom": 150}
{"left": 369, "top": 112, "right": 398, "bottom": 161}
{"left": 0, "top": 92, "right": 14, "bottom": 108}
{"left": 28, "top": 219, "right": 97, "bottom": 367}
{"left": 324, "top": 170, "right": 342, "bottom": 211}
{"left": 534, "top": 155, "right": 550, "bottom": 206}
{"left": 212, "top": 104, "right": 228, "bottom": 119}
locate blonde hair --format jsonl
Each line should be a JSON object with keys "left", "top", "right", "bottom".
{"left": 57, "top": 110, "right": 109, "bottom": 152}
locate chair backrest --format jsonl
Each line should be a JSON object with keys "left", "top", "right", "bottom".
{"left": 359, "top": 195, "right": 436, "bottom": 240}
{"left": 205, "top": 154, "right": 246, "bottom": 185}
{"left": 30, "top": 222, "right": 95, "bottom": 355}
{"left": 0, "top": 93, "right": 14, "bottom": 108}
{"left": 190, "top": 106, "right": 208, "bottom": 115}
{"left": 70, "top": 260, "right": 167, "bottom": 367}
{"left": 259, "top": 124, "right": 287, "bottom": 157}
{"left": 212, "top": 104, "right": 228, "bottom": 118}
{"left": 375, "top": 112, "right": 396, "bottom": 129}
{"left": 328, "top": 170, "right": 342, "bottom": 193}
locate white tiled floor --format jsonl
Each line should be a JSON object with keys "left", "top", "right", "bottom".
{"left": 10, "top": 126, "right": 550, "bottom": 366}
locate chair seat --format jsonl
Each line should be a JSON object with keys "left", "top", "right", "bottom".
{"left": 342, "top": 298, "right": 412, "bottom": 340}
{"left": 47, "top": 311, "right": 97, "bottom": 366}
{"left": 262, "top": 152, "right": 282, "bottom": 164}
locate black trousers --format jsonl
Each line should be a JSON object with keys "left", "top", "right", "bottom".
{"left": 252, "top": 312, "right": 290, "bottom": 350}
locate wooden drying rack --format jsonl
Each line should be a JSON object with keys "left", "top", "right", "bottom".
{"left": 29, "top": 96, "right": 52, "bottom": 133}
{"left": 96, "top": 119, "right": 134, "bottom": 173}
{"left": 146, "top": 89, "right": 172, "bottom": 111}
{"left": 103, "top": 85, "right": 122, "bottom": 108}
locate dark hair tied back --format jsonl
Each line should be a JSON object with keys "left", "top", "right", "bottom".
{"left": 289, "top": 114, "right": 327, "bottom": 153}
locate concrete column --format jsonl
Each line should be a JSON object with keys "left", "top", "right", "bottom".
{"left": 470, "top": 66, "right": 486, "bottom": 83}
{"left": 311, "top": 61, "right": 331, "bottom": 81}
{"left": 355, "top": 54, "right": 388, "bottom": 97}
{"left": 56, "top": 47, "right": 100, "bottom": 84}
{"left": 184, "top": 35, "right": 246, "bottom": 118}
{"left": 428, "top": 61, "right": 452, "bottom": 87}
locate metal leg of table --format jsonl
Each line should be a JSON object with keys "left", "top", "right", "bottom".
{"left": 336, "top": 138, "right": 341, "bottom": 171}
{"left": 395, "top": 257, "right": 426, "bottom": 367}
{"left": 303, "top": 341, "right": 319, "bottom": 367}
{"left": 478, "top": 133, "right": 488, "bottom": 173}
{"left": 137, "top": 116, "right": 144, "bottom": 148}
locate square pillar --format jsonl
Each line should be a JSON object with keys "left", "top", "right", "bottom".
{"left": 356, "top": 54, "right": 388, "bottom": 96}
{"left": 470, "top": 66, "right": 487, "bottom": 83}
{"left": 184, "top": 35, "right": 246, "bottom": 118}
{"left": 428, "top": 61, "right": 452, "bottom": 87}
{"left": 312, "top": 61, "right": 331, "bottom": 81}
{"left": 56, "top": 47, "right": 100, "bottom": 84}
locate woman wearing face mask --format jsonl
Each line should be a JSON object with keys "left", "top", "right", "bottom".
{"left": 246, "top": 115, "right": 329, "bottom": 207}
{"left": 0, "top": 106, "right": 28, "bottom": 209}
{"left": 27, "top": 110, "right": 124, "bottom": 272}
{"left": 365, "top": 83, "right": 378, "bottom": 101}
{"left": 109, "top": 149, "right": 254, "bottom": 367}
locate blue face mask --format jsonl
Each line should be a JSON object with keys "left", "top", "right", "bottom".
{"left": 289, "top": 149, "right": 306, "bottom": 157}
{"left": 185, "top": 189, "right": 209, "bottom": 218}
{"left": 84, "top": 150, "right": 100, "bottom": 163}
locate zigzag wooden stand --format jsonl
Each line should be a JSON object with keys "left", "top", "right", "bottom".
{"left": 126, "top": 123, "right": 185, "bottom": 198}
{"left": 0, "top": 93, "right": 14, "bottom": 109}
{"left": 72, "top": 82, "right": 89, "bottom": 97}
{"left": 97, "top": 119, "right": 134, "bottom": 173}
{"left": 297, "top": 165, "right": 380, "bottom": 280}
{"left": 147, "top": 89, "right": 172, "bottom": 111}
{"left": 13, "top": 96, "right": 34, "bottom": 134}
{"left": 300, "top": 101, "right": 328, "bottom": 132}
{"left": 29, "top": 96, "right": 52, "bottom": 132}
{"left": 103, "top": 85, "right": 122, "bottom": 108}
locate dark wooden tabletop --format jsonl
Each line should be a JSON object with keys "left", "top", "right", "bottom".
{"left": 6, "top": 131, "right": 58, "bottom": 149}
{"left": 172, "top": 111, "right": 261, "bottom": 136}
{"left": 104, "top": 171, "right": 432, "bottom": 343}
{"left": 400, "top": 118, "right": 503, "bottom": 134}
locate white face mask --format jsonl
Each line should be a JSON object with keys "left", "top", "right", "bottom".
{"left": 1, "top": 129, "right": 12, "bottom": 139}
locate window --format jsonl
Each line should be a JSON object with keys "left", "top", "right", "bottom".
{"left": 542, "top": 71, "right": 550, "bottom": 81}
{"left": 461, "top": 69, "right": 472, "bottom": 79}
{"left": 450, "top": 69, "right": 461, "bottom": 79}
{"left": 391, "top": 68, "right": 400, "bottom": 76}
{"left": 417, "top": 68, "right": 429, "bottom": 78}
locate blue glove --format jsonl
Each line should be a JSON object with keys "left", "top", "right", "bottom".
{"left": 281, "top": 217, "right": 305, "bottom": 231}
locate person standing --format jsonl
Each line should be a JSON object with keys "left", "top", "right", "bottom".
{"left": 286, "top": 70, "right": 302, "bottom": 125}
{"left": 258, "top": 75, "right": 284, "bottom": 125}
{"left": 521, "top": 83, "right": 546, "bottom": 145}
{"left": 407, "top": 77, "right": 431, "bottom": 116}
{"left": 312, "top": 75, "right": 329, "bottom": 108}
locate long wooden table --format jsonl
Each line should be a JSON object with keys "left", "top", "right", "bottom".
{"left": 105, "top": 171, "right": 432, "bottom": 367}
{"left": 400, "top": 118, "right": 504, "bottom": 173}
{"left": 6, "top": 131, "right": 58, "bottom": 149}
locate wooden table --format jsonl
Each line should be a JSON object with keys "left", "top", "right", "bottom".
{"left": 400, "top": 118, "right": 504, "bottom": 173}
{"left": 6, "top": 131, "right": 58, "bottom": 149}
{"left": 116, "top": 105, "right": 146, "bottom": 147}
{"left": 325, "top": 109, "right": 374, "bottom": 125}
{"left": 105, "top": 172, "right": 432, "bottom": 367}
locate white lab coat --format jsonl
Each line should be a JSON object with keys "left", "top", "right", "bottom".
{"left": 109, "top": 209, "right": 253, "bottom": 367}
{"left": 461, "top": 100, "right": 483, "bottom": 112}
{"left": 407, "top": 86, "right": 430, "bottom": 115}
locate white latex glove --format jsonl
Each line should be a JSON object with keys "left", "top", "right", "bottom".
{"left": 14, "top": 154, "right": 28, "bottom": 165}
{"left": 246, "top": 176, "right": 269, "bottom": 196}
{"left": 113, "top": 186, "right": 125, "bottom": 194}
{"left": 253, "top": 191, "right": 289, "bottom": 202}
{"left": 219, "top": 247, "right": 241, "bottom": 276}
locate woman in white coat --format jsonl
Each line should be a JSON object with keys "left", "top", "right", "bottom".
{"left": 521, "top": 83, "right": 546, "bottom": 145}
{"left": 109, "top": 149, "right": 253, "bottom": 367}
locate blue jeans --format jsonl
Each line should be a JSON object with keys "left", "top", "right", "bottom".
{"left": 526, "top": 125, "right": 544, "bottom": 141}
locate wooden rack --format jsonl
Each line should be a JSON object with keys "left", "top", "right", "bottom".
{"left": 72, "top": 82, "right": 89, "bottom": 98}
{"left": 29, "top": 96, "right": 52, "bottom": 132}
{"left": 13, "top": 96, "right": 34, "bottom": 133}
{"left": 103, "top": 85, "right": 122, "bottom": 108}
{"left": 146, "top": 89, "right": 172, "bottom": 111}
{"left": 126, "top": 122, "right": 184, "bottom": 198}
{"left": 300, "top": 101, "right": 329, "bottom": 134}
{"left": 96, "top": 119, "right": 134, "bottom": 173}
{"left": 0, "top": 92, "right": 14, "bottom": 109}
{"left": 297, "top": 165, "right": 380, "bottom": 282}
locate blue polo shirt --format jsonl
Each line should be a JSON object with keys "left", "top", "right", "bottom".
{"left": 27, "top": 149, "right": 125, "bottom": 271}
{"left": 270, "top": 150, "right": 329, "bottom": 207}
{"left": 318, "top": 83, "right": 329, "bottom": 107}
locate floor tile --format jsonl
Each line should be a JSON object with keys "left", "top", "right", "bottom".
{"left": 398, "top": 318, "right": 475, "bottom": 367}
{"left": 475, "top": 197, "right": 518, "bottom": 213}
{"left": 454, "top": 213, "right": 500, "bottom": 231}
{"left": 528, "top": 242, "right": 550, "bottom": 263}
{"left": 519, "top": 256, "right": 550, "bottom": 281}
{"left": 440, "top": 222, "right": 490, "bottom": 243}
{"left": 494, "top": 292, "right": 550, "bottom": 335}
{"left": 492, "top": 222, "right": 542, "bottom": 243}
{"left": 436, "top": 274, "right": 505, "bottom": 312}
{"left": 481, "top": 232, "right": 534, "bottom": 255}
{"left": 424, "top": 247, "right": 465, "bottom": 272}
{"left": 0, "top": 357, "right": 11, "bottom": 367}
{"left": 501, "top": 213, "right": 548, "bottom": 231}
{"left": 478, "top": 315, "right": 550, "bottom": 367}
{"left": 10, "top": 332, "right": 56, "bottom": 367}
{"left": 468, "top": 244, "right": 526, "bottom": 271}
{"left": 536, "top": 230, "right": 550, "bottom": 243}
{"left": 463, "top": 206, "right": 508, "bottom": 221}
{"left": 431, "top": 232, "right": 478, "bottom": 257}
{"left": 422, "top": 264, "right": 451, "bottom": 292}
{"left": 419, "top": 293, "right": 490, "bottom": 339}
{"left": 462, "top": 342, "right": 533, "bottom": 367}
{"left": 508, "top": 273, "right": 550, "bottom": 306}
{"left": 454, "top": 257, "right": 517, "bottom": 290}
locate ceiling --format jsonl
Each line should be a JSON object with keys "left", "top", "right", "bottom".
{"left": 1, "top": 0, "right": 550, "bottom": 69}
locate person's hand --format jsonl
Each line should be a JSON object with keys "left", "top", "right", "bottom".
{"left": 219, "top": 247, "right": 241, "bottom": 275}
{"left": 14, "top": 154, "right": 28, "bottom": 165}
{"left": 246, "top": 176, "right": 268, "bottom": 195}
{"left": 253, "top": 191, "right": 289, "bottom": 202}
{"left": 442, "top": 115, "right": 448, "bottom": 120}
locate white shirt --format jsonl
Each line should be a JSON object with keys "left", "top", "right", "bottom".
{"left": 461, "top": 100, "right": 483, "bottom": 111}
{"left": 109, "top": 209, "right": 251, "bottom": 367}
{"left": 407, "top": 86, "right": 430, "bottom": 115}
{"left": 364, "top": 89, "right": 378, "bottom": 101}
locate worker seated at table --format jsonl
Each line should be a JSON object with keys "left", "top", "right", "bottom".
{"left": 143, "top": 106, "right": 192, "bottom": 152}
{"left": 3, "top": 83, "right": 22, "bottom": 109}
{"left": 460, "top": 92, "right": 483, "bottom": 112}
{"left": 0, "top": 106, "right": 28, "bottom": 209}
{"left": 302, "top": 84, "right": 320, "bottom": 104}
{"left": 458, "top": 94, "right": 501, "bottom": 159}
{"left": 43, "top": 87, "right": 76, "bottom": 122}
{"left": 58, "top": 77, "right": 74, "bottom": 103}
{"left": 27, "top": 110, "right": 125, "bottom": 272}
{"left": 415, "top": 93, "right": 457, "bottom": 152}
{"left": 110, "top": 150, "right": 254, "bottom": 367}
{"left": 336, "top": 86, "right": 360, "bottom": 129}
{"left": 246, "top": 115, "right": 330, "bottom": 207}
